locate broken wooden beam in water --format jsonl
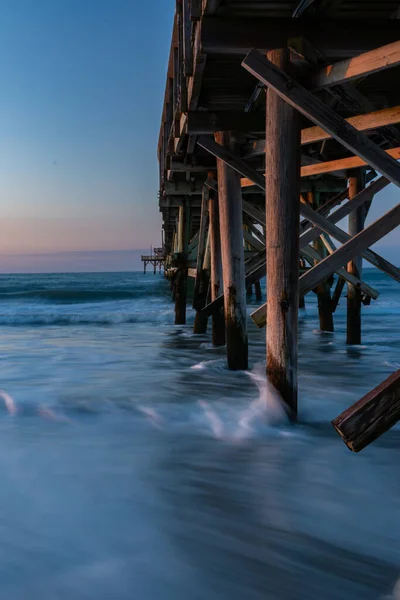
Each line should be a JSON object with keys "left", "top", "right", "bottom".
{"left": 332, "top": 370, "right": 400, "bottom": 452}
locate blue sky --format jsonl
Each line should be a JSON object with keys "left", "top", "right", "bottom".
{"left": 0, "top": 0, "right": 173, "bottom": 271}
{"left": 0, "top": 0, "right": 398, "bottom": 272}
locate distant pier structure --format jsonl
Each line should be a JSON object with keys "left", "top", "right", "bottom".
{"left": 141, "top": 247, "right": 165, "bottom": 274}
{"left": 156, "top": 0, "right": 400, "bottom": 445}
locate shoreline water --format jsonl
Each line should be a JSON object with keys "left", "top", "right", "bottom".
{"left": 0, "top": 270, "right": 398, "bottom": 599}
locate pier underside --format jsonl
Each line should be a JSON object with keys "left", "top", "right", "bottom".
{"left": 157, "top": 0, "right": 400, "bottom": 447}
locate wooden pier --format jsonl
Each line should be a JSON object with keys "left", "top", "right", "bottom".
{"left": 141, "top": 248, "right": 165, "bottom": 274}
{"left": 157, "top": 0, "right": 400, "bottom": 444}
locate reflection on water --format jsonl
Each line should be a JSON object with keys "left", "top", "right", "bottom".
{"left": 0, "top": 271, "right": 398, "bottom": 599}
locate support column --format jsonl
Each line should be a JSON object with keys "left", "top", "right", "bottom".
{"left": 215, "top": 131, "right": 247, "bottom": 368}
{"left": 193, "top": 187, "right": 210, "bottom": 334}
{"left": 174, "top": 204, "right": 188, "bottom": 325}
{"left": 209, "top": 189, "right": 225, "bottom": 346}
{"left": 311, "top": 192, "right": 334, "bottom": 332}
{"left": 255, "top": 281, "right": 262, "bottom": 302}
{"left": 347, "top": 170, "right": 365, "bottom": 345}
{"left": 266, "top": 49, "right": 301, "bottom": 418}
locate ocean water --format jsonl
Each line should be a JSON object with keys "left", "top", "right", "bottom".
{"left": 0, "top": 270, "right": 399, "bottom": 600}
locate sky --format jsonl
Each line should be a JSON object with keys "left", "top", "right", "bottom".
{"left": 0, "top": 0, "right": 398, "bottom": 272}
{"left": 0, "top": 0, "right": 174, "bottom": 271}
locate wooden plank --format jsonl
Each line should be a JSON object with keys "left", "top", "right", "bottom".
{"left": 310, "top": 41, "right": 400, "bottom": 89}
{"left": 332, "top": 369, "right": 400, "bottom": 452}
{"left": 243, "top": 106, "right": 400, "bottom": 156}
{"left": 215, "top": 132, "right": 247, "bottom": 368}
{"left": 265, "top": 49, "right": 300, "bottom": 418}
{"left": 301, "top": 147, "right": 400, "bottom": 177}
{"left": 201, "top": 17, "right": 400, "bottom": 58}
{"left": 190, "top": 0, "right": 202, "bottom": 20}
{"left": 302, "top": 106, "right": 400, "bottom": 145}
{"left": 242, "top": 50, "right": 400, "bottom": 188}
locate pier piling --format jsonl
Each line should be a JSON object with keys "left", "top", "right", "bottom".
{"left": 265, "top": 49, "right": 300, "bottom": 418}
{"left": 215, "top": 131, "right": 247, "bottom": 369}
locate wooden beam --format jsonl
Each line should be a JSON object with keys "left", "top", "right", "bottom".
{"left": 300, "top": 202, "right": 400, "bottom": 297}
{"left": 242, "top": 50, "right": 400, "bottom": 188}
{"left": 186, "top": 110, "right": 266, "bottom": 134}
{"left": 201, "top": 17, "right": 400, "bottom": 58}
{"left": 300, "top": 176, "right": 389, "bottom": 247}
{"left": 310, "top": 41, "right": 400, "bottom": 89}
{"left": 302, "top": 106, "right": 400, "bottom": 146}
{"left": 302, "top": 244, "right": 379, "bottom": 301}
{"left": 244, "top": 106, "right": 400, "bottom": 156}
{"left": 332, "top": 369, "right": 400, "bottom": 452}
{"left": 301, "top": 147, "right": 400, "bottom": 177}
{"left": 197, "top": 135, "right": 400, "bottom": 286}
{"left": 243, "top": 228, "right": 264, "bottom": 251}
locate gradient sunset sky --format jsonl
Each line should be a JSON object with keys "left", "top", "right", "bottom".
{"left": 0, "top": 0, "right": 399, "bottom": 272}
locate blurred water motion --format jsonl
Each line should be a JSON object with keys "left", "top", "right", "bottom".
{"left": 0, "top": 271, "right": 398, "bottom": 599}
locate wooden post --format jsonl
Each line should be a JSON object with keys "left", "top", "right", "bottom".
{"left": 266, "top": 49, "right": 301, "bottom": 418}
{"left": 347, "top": 170, "right": 366, "bottom": 344}
{"left": 255, "top": 280, "right": 262, "bottom": 301}
{"left": 310, "top": 192, "right": 334, "bottom": 332}
{"left": 193, "top": 187, "right": 210, "bottom": 334}
{"left": 208, "top": 189, "right": 225, "bottom": 346}
{"left": 175, "top": 204, "right": 188, "bottom": 325}
{"left": 215, "top": 131, "right": 247, "bottom": 367}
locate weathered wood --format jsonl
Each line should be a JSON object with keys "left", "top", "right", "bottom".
{"left": 244, "top": 106, "right": 400, "bottom": 156}
{"left": 332, "top": 369, "right": 400, "bottom": 452}
{"left": 193, "top": 186, "right": 210, "bottom": 333}
{"left": 208, "top": 188, "right": 225, "bottom": 346}
{"left": 301, "top": 244, "right": 379, "bottom": 301}
{"left": 300, "top": 202, "right": 400, "bottom": 297}
{"left": 347, "top": 172, "right": 366, "bottom": 345}
{"left": 215, "top": 131, "right": 248, "bottom": 368}
{"left": 242, "top": 50, "right": 400, "bottom": 188}
{"left": 301, "top": 147, "right": 400, "bottom": 178}
{"left": 265, "top": 49, "right": 301, "bottom": 418}
{"left": 331, "top": 277, "right": 346, "bottom": 312}
{"left": 201, "top": 17, "right": 400, "bottom": 58}
{"left": 310, "top": 192, "right": 334, "bottom": 332}
{"left": 243, "top": 228, "right": 264, "bottom": 251}
{"left": 300, "top": 176, "right": 388, "bottom": 247}
{"left": 299, "top": 195, "right": 400, "bottom": 282}
{"left": 311, "top": 41, "right": 400, "bottom": 89}
{"left": 302, "top": 106, "right": 400, "bottom": 146}
{"left": 175, "top": 205, "right": 188, "bottom": 325}
{"left": 198, "top": 134, "right": 399, "bottom": 283}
